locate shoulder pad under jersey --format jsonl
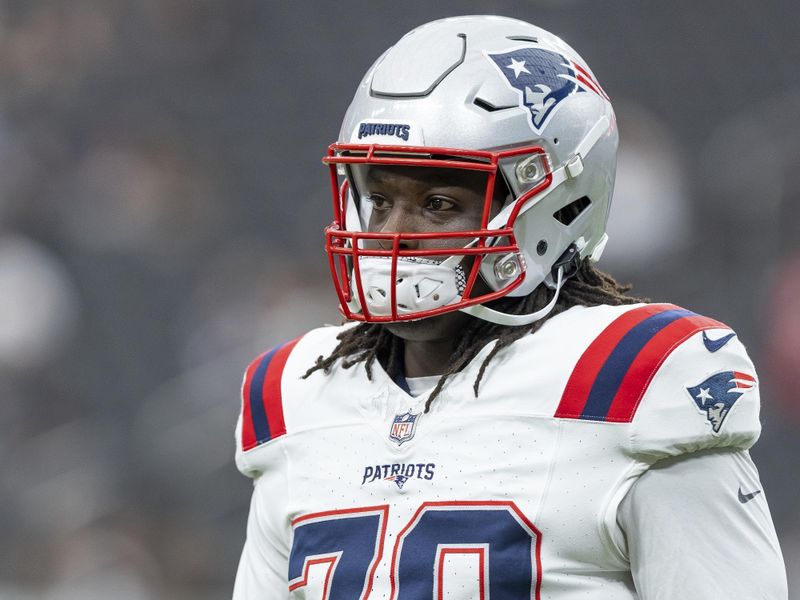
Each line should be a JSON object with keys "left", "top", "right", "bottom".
{"left": 553, "top": 303, "right": 760, "bottom": 458}
{"left": 631, "top": 317, "right": 760, "bottom": 460}
{"left": 234, "top": 325, "right": 347, "bottom": 477}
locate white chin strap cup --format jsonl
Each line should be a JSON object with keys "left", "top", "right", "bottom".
{"left": 459, "top": 266, "right": 565, "bottom": 326}
{"left": 349, "top": 256, "right": 466, "bottom": 317}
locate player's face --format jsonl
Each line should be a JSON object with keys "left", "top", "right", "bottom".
{"left": 362, "top": 165, "right": 492, "bottom": 251}
{"left": 360, "top": 165, "right": 503, "bottom": 344}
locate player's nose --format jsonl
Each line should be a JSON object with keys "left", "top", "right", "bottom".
{"left": 377, "top": 204, "right": 420, "bottom": 250}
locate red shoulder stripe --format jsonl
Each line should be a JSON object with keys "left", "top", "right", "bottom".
{"left": 240, "top": 336, "right": 303, "bottom": 452}
{"left": 603, "top": 314, "right": 727, "bottom": 422}
{"left": 240, "top": 350, "right": 268, "bottom": 453}
{"left": 555, "top": 304, "right": 678, "bottom": 419}
{"left": 261, "top": 337, "right": 302, "bottom": 441}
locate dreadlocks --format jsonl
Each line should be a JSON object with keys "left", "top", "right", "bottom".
{"left": 303, "top": 259, "right": 647, "bottom": 412}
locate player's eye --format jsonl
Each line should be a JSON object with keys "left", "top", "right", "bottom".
{"left": 365, "top": 195, "right": 391, "bottom": 211}
{"left": 426, "top": 196, "right": 455, "bottom": 212}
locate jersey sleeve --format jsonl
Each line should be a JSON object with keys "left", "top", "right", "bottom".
{"left": 630, "top": 326, "right": 761, "bottom": 461}
{"left": 233, "top": 445, "right": 292, "bottom": 599}
{"left": 588, "top": 307, "right": 768, "bottom": 570}
{"left": 235, "top": 338, "right": 302, "bottom": 478}
{"left": 617, "top": 449, "right": 787, "bottom": 599}
{"left": 233, "top": 342, "right": 303, "bottom": 598}
{"left": 555, "top": 304, "right": 761, "bottom": 458}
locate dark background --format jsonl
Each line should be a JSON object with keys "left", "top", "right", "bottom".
{"left": 0, "top": 1, "right": 798, "bottom": 598}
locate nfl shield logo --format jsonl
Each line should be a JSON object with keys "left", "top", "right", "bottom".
{"left": 389, "top": 411, "right": 419, "bottom": 445}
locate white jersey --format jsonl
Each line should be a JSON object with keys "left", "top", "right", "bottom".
{"left": 232, "top": 303, "right": 771, "bottom": 599}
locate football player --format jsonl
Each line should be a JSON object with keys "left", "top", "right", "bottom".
{"left": 233, "top": 16, "right": 787, "bottom": 599}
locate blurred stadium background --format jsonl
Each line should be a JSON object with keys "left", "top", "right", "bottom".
{"left": 0, "top": 0, "right": 797, "bottom": 598}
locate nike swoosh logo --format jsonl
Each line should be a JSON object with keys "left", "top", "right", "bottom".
{"left": 738, "top": 486, "right": 762, "bottom": 503}
{"left": 702, "top": 331, "right": 736, "bottom": 352}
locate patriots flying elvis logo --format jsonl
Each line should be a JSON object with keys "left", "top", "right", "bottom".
{"left": 486, "top": 46, "right": 608, "bottom": 134}
{"left": 687, "top": 371, "right": 757, "bottom": 433}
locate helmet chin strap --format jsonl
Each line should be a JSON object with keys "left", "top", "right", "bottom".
{"left": 459, "top": 266, "right": 565, "bottom": 326}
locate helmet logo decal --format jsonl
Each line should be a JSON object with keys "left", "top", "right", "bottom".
{"left": 358, "top": 122, "right": 411, "bottom": 142}
{"left": 350, "top": 119, "right": 424, "bottom": 145}
{"left": 486, "top": 47, "right": 607, "bottom": 134}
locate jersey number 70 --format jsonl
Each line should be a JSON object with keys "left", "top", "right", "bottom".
{"left": 288, "top": 500, "right": 542, "bottom": 599}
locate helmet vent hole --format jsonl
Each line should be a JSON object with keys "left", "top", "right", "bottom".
{"left": 473, "top": 97, "right": 514, "bottom": 113}
{"left": 368, "top": 288, "right": 387, "bottom": 301}
{"left": 507, "top": 35, "right": 538, "bottom": 43}
{"left": 536, "top": 240, "right": 548, "bottom": 256}
{"left": 553, "top": 196, "right": 591, "bottom": 226}
{"left": 553, "top": 138, "right": 559, "bottom": 145}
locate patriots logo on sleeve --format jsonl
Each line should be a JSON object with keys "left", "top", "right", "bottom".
{"left": 486, "top": 46, "right": 608, "bottom": 134}
{"left": 687, "top": 371, "right": 757, "bottom": 433}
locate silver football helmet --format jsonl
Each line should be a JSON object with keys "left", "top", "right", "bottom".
{"left": 323, "top": 15, "right": 618, "bottom": 325}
